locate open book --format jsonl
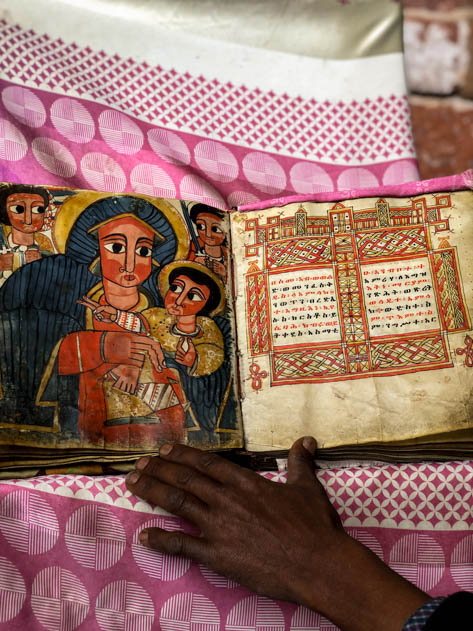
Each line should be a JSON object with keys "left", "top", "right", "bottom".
{"left": 1, "top": 180, "right": 472, "bottom": 471}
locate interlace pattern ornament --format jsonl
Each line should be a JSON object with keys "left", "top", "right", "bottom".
{"left": 272, "top": 348, "right": 345, "bottom": 382}
{"left": 371, "top": 335, "right": 448, "bottom": 370}
{"left": 356, "top": 227, "right": 426, "bottom": 259}
{"left": 247, "top": 273, "right": 270, "bottom": 355}
{"left": 243, "top": 195, "right": 470, "bottom": 386}
{"left": 433, "top": 250, "right": 469, "bottom": 331}
{"left": 266, "top": 237, "right": 332, "bottom": 269}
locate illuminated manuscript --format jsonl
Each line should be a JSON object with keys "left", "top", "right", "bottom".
{"left": 0, "top": 184, "right": 241, "bottom": 467}
{"left": 1, "top": 182, "right": 473, "bottom": 469}
{"left": 231, "top": 191, "right": 473, "bottom": 452}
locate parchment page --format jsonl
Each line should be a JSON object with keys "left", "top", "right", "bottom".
{"left": 231, "top": 190, "right": 473, "bottom": 450}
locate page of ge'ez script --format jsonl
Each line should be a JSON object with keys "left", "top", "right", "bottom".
{"left": 230, "top": 190, "right": 473, "bottom": 451}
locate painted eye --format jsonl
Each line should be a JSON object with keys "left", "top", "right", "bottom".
{"left": 170, "top": 283, "right": 184, "bottom": 293}
{"left": 136, "top": 246, "right": 152, "bottom": 257}
{"left": 104, "top": 242, "right": 126, "bottom": 254}
{"left": 196, "top": 222, "right": 205, "bottom": 231}
{"left": 188, "top": 290, "right": 204, "bottom": 302}
{"left": 9, "top": 205, "right": 24, "bottom": 214}
{"left": 32, "top": 205, "right": 45, "bottom": 214}
{"left": 211, "top": 225, "right": 223, "bottom": 234}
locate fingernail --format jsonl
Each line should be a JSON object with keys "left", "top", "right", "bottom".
{"left": 126, "top": 471, "right": 140, "bottom": 485}
{"left": 160, "top": 443, "right": 173, "bottom": 456}
{"left": 139, "top": 530, "right": 149, "bottom": 545}
{"left": 302, "top": 436, "right": 317, "bottom": 455}
{"left": 136, "top": 456, "right": 150, "bottom": 471}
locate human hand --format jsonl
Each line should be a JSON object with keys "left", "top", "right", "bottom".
{"left": 0, "top": 252, "right": 13, "bottom": 271}
{"left": 77, "top": 295, "right": 117, "bottom": 323}
{"left": 126, "top": 438, "right": 429, "bottom": 631}
{"left": 108, "top": 364, "right": 141, "bottom": 394}
{"left": 210, "top": 259, "right": 227, "bottom": 281}
{"left": 175, "top": 337, "right": 196, "bottom": 368}
{"left": 103, "top": 331, "right": 165, "bottom": 371}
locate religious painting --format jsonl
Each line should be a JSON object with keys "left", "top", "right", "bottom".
{"left": 0, "top": 184, "right": 240, "bottom": 451}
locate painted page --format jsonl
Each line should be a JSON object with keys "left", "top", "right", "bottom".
{"left": 0, "top": 184, "right": 242, "bottom": 451}
{"left": 231, "top": 190, "right": 473, "bottom": 450}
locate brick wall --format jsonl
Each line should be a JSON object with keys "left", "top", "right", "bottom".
{"left": 403, "top": 0, "right": 473, "bottom": 178}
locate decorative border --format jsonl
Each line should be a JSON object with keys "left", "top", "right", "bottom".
{"left": 244, "top": 195, "right": 470, "bottom": 385}
{"left": 246, "top": 272, "right": 271, "bottom": 356}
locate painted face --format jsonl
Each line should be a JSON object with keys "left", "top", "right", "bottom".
{"left": 6, "top": 193, "right": 47, "bottom": 233}
{"left": 98, "top": 216, "right": 155, "bottom": 288}
{"left": 165, "top": 274, "right": 211, "bottom": 317}
{"left": 195, "top": 213, "right": 225, "bottom": 247}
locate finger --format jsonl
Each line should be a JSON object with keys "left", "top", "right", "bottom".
{"left": 158, "top": 443, "right": 258, "bottom": 488}
{"left": 128, "top": 357, "right": 145, "bottom": 368}
{"left": 76, "top": 300, "right": 94, "bottom": 309}
{"left": 132, "top": 342, "right": 162, "bottom": 370}
{"left": 81, "top": 295, "right": 98, "bottom": 307}
{"left": 126, "top": 470, "right": 208, "bottom": 521}
{"left": 286, "top": 436, "right": 319, "bottom": 487}
{"left": 114, "top": 379, "right": 126, "bottom": 392}
{"left": 135, "top": 339, "right": 166, "bottom": 365}
{"left": 140, "top": 527, "right": 210, "bottom": 563}
{"left": 134, "top": 340, "right": 158, "bottom": 350}
{"left": 150, "top": 339, "right": 166, "bottom": 365}
{"left": 146, "top": 346, "right": 163, "bottom": 372}
{"left": 135, "top": 456, "right": 220, "bottom": 504}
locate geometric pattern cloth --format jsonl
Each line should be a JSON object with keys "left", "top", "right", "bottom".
{"left": 0, "top": 1, "right": 419, "bottom": 209}
{"left": 2, "top": 464, "right": 473, "bottom": 630}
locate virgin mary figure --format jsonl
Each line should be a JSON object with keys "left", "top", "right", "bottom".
{"left": 0, "top": 192, "right": 235, "bottom": 448}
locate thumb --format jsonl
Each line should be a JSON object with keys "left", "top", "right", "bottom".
{"left": 286, "top": 436, "right": 318, "bottom": 486}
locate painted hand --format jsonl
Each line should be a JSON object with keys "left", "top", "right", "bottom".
{"left": 210, "top": 259, "right": 227, "bottom": 281}
{"left": 108, "top": 364, "right": 141, "bottom": 394}
{"left": 0, "top": 252, "right": 13, "bottom": 271}
{"left": 175, "top": 337, "right": 196, "bottom": 368}
{"left": 77, "top": 295, "right": 117, "bottom": 323}
{"left": 103, "top": 331, "right": 165, "bottom": 371}
{"left": 25, "top": 249, "right": 41, "bottom": 264}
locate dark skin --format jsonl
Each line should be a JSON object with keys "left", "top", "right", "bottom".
{"left": 125, "top": 437, "right": 430, "bottom": 630}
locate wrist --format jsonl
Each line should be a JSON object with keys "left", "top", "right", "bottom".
{"left": 296, "top": 532, "right": 429, "bottom": 631}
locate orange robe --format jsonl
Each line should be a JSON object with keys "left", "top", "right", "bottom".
{"left": 57, "top": 294, "right": 187, "bottom": 448}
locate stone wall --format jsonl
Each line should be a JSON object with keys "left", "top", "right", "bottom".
{"left": 404, "top": 0, "right": 473, "bottom": 178}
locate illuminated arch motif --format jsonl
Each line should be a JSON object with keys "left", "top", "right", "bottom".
{"left": 243, "top": 195, "right": 470, "bottom": 385}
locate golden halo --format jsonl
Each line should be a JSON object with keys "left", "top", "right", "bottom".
{"left": 53, "top": 191, "right": 189, "bottom": 260}
{"left": 158, "top": 260, "right": 226, "bottom": 316}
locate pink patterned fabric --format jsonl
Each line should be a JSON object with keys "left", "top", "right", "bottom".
{"left": 0, "top": 77, "right": 419, "bottom": 209}
{"left": 0, "top": 16, "right": 419, "bottom": 207}
{"left": 1, "top": 464, "right": 472, "bottom": 630}
{"left": 238, "top": 171, "right": 473, "bottom": 211}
